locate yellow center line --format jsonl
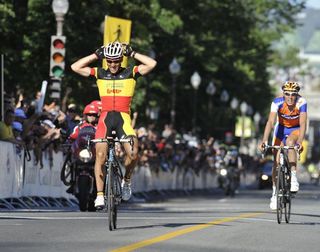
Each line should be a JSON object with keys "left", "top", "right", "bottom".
{"left": 110, "top": 212, "right": 263, "bottom": 252}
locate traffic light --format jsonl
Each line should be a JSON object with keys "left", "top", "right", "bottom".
{"left": 49, "top": 78, "right": 61, "bottom": 100}
{"left": 49, "top": 35, "right": 66, "bottom": 78}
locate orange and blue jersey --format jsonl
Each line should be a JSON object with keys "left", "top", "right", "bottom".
{"left": 271, "top": 95, "right": 307, "bottom": 145}
{"left": 271, "top": 95, "right": 307, "bottom": 128}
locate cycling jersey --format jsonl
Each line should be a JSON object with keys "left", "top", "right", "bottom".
{"left": 271, "top": 95, "right": 307, "bottom": 128}
{"left": 271, "top": 95, "right": 307, "bottom": 145}
{"left": 90, "top": 65, "right": 141, "bottom": 113}
{"left": 90, "top": 65, "right": 140, "bottom": 139}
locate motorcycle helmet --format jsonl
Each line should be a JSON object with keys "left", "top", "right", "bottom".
{"left": 83, "top": 104, "right": 99, "bottom": 115}
{"left": 83, "top": 104, "right": 99, "bottom": 124}
{"left": 90, "top": 100, "right": 102, "bottom": 111}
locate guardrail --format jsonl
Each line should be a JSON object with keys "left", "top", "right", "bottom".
{"left": 0, "top": 141, "right": 217, "bottom": 210}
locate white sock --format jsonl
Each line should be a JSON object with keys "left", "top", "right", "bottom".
{"left": 272, "top": 186, "right": 276, "bottom": 195}
{"left": 292, "top": 170, "right": 297, "bottom": 176}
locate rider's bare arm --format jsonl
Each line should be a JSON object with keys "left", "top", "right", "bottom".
{"left": 71, "top": 54, "right": 98, "bottom": 77}
{"left": 134, "top": 53, "right": 157, "bottom": 76}
{"left": 261, "top": 111, "right": 277, "bottom": 144}
{"left": 297, "top": 112, "right": 307, "bottom": 145}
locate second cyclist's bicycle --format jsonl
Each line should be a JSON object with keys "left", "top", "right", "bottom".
{"left": 91, "top": 132, "right": 133, "bottom": 231}
{"left": 262, "top": 144, "right": 299, "bottom": 224}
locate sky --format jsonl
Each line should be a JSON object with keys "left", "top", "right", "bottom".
{"left": 307, "top": 0, "right": 320, "bottom": 9}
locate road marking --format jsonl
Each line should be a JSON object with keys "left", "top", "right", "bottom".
{"left": 110, "top": 212, "right": 263, "bottom": 252}
{"left": 0, "top": 215, "right": 262, "bottom": 220}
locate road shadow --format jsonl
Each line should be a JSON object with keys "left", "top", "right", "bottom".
{"left": 117, "top": 222, "right": 230, "bottom": 230}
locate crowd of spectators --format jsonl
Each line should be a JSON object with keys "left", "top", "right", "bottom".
{"left": 0, "top": 90, "right": 258, "bottom": 179}
{"left": 0, "top": 91, "right": 80, "bottom": 168}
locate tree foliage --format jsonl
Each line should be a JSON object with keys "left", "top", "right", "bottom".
{"left": 0, "top": 0, "right": 306, "bottom": 136}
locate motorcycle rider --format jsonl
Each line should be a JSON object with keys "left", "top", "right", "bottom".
{"left": 69, "top": 104, "right": 99, "bottom": 140}
{"left": 224, "top": 145, "right": 243, "bottom": 189}
{"left": 66, "top": 104, "right": 99, "bottom": 194}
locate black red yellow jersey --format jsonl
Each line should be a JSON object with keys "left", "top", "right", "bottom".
{"left": 90, "top": 65, "right": 141, "bottom": 113}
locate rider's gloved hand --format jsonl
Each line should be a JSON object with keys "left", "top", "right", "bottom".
{"left": 295, "top": 143, "right": 303, "bottom": 153}
{"left": 123, "top": 44, "right": 135, "bottom": 58}
{"left": 258, "top": 142, "right": 266, "bottom": 153}
{"left": 94, "top": 46, "right": 106, "bottom": 60}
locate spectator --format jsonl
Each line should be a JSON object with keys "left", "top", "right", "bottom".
{"left": 61, "top": 104, "right": 80, "bottom": 137}
{"left": 0, "top": 108, "right": 24, "bottom": 146}
{"left": 12, "top": 121, "right": 23, "bottom": 139}
{"left": 14, "top": 108, "right": 27, "bottom": 129}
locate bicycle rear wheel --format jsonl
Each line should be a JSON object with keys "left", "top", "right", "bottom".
{"left": 107, "top": 163, "right": 116, "bottom": 231}
{"left": 276, "top": 166, "right": 285, "bottom": 224}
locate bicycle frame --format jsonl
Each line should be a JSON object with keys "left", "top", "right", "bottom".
{"left": 262, "top": 144, "right": 299, "bottom": 224}
{"left": 91, "top": 135, "right": 133, "bottom": 230}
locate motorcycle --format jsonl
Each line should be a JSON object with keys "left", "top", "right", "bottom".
{"left": 216, "top": 155, "right": 239, "bottom": 197}
{"left": 61, "top": 125, "right": 96, "bottom": 211}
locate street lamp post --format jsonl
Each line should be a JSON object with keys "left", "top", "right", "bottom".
{"left": 220, "top": 90, "right": 229, "bottom": 103}
{"left": 190, "top": 71, "right": 201, "bottom": 133}
{"left": 169, "top": 57, "right": 181, "bottom": 126}
{"left": 52, "top": 0, "right": 69, "bottom": 36}
{"left": 50, "top": 0, "right": 69, "bottom": 109}
{"left": 230, "top": 97, "right": 239, "bottom": 110}
{"left": 240, "top": 101, "right": 248, "bottom": 153}
{"left": 206, "top": 81, "right": 216, "bottom": 113}
{"left": 253, "top": 112, "right": 261, "bottom": 136}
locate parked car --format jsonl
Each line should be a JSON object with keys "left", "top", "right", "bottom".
{"left": 258, "top": 159, "right": 273, "bottom": 189}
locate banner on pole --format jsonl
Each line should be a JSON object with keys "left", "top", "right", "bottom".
{"left": 235, "top": 116, "right": 253, "bottom": 138}
{"left": 103, "top": 16, "right": 132, "bottom": 68}
{"left": 36, "top": 80, "right": 48, "bottom": 114}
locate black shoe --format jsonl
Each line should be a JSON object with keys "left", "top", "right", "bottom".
{"left": 66, "top": 186, "right": 73, "bottom": 194}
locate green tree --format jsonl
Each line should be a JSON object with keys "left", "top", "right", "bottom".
{"left": 0, "top": 0, "right": 306, "bottom": 137}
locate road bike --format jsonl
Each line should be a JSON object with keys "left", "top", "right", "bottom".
{"left": 262, "top": 144, "right": 299, "bottom": 224}
{"left": 91, "top": 132, "right": 133, "bottom": 230}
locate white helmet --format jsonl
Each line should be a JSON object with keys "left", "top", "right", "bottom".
{"left": 104, "top": 42, "right": 123, "bottom": 60}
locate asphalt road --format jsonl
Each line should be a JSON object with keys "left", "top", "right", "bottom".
{"left": 0, "top": 184, "right": 319, "bottom": 252}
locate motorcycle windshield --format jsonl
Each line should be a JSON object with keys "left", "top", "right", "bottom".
{"left": 76, "top": 126, "right": 96, "bottom": 149}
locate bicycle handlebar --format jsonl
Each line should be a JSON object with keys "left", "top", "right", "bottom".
{"left": 90, "top": 137, "right": 133, "bottom": 145}
{"left": 261, "top": 144, "right": 300, "bottom": 160}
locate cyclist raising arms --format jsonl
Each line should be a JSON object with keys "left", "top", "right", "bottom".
{"left": 71, "top": 42, "right": 156, "bottom": 208}
{"left": 259, "top": 81, "right": 307, "bottom": 210}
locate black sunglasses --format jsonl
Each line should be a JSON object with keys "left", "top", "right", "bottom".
{"left": 284, "top": 92, "right": 297, "bottom": 97}
{"left": 86, "top": 113, "right": 98, "bottom": 117}
{"left": 106, "top": 59, "right": 121, "bottom": 64}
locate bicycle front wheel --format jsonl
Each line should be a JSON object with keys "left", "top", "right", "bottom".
{"left": 276, "top": 166, "right": 285, "bottom": 224}
{"left": 107, "top": 163, "right": 116, "bottom": 231}
{"left": 284, "top": 171, "right": 291, "bottom": 223}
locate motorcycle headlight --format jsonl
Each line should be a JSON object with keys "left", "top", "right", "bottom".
{"left": 220, "top": 168, "right": 227, "bottom": 176}
{"left": 78, "top": 149, "right": 92, "bottom": 163}
{"left": 261, "top": 174, "right": 268, "bottom": 181}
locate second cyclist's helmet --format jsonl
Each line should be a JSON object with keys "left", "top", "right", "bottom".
{"left": 104, "top": 42, "right": 123, "bottom": 60}
{"left": 282, "top": 81, "right": 300, "bottom": 92}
